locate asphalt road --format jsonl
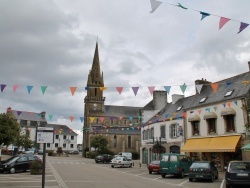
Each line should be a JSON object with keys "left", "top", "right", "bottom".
{"left": 0, "top": 154, "right": 227, "bottom": 188}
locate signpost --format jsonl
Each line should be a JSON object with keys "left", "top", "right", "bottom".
{"left": 36, "top": 127, "right": 54, "bottom": 188}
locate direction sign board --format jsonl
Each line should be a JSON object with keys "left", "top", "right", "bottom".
{"left": 36, "top": 127, "right": 54, "bottom": 143}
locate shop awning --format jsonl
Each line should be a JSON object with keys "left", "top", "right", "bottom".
{"left": 181, "top": 135, "right": 241, "bottom": 152}
{"left": 221, "top": 108, "right": 236, "bottom": 116}
{"left": 204, "top": 112, "right": 217, "bottom": 119}
{"left": 181, "top": 138, "right": 211, "bottom": 152}
{"left": 241, "top": 143, "right": 250, "bottom": 151}
{"left": 188, "top": 115, "right": 200, "bottom": 122}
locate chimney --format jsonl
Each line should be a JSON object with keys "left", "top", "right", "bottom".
{"left": 41, "top": 111, "right": 46, "bottom": 119}
{"left": 195, "top": 78, "right": 211, "bottom": 94}
{"left": 248, "top": 61, "right": 250, "bottom": 71}
{"left": 172, "top": 94, "right": 184, "bottom": 104}
{"left": 6, "top": 107, "right": 12, "bottom": 113}
{"left": 153, "top": 91, "right": 167, "bottom": 110}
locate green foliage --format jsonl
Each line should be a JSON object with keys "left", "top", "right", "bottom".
{"left": 86, "top": 151, "right": 96, "bottom": 158}
{"left": 57, "top": 147, "right": 63, "bottom": 154}
{"left": 14, "top": 135, "right": 33, "bottom": 150}
{"left": 30, "top": 160, "right": 43, "bottom": 170}
{"left": 98, "top": 148, "right": 115, "bottom": 156}
{"left": 90, "top": 135, "right": 108, "bottom": 152}
{"left": 0, "top": 113, "right": 20, "bottom": 146}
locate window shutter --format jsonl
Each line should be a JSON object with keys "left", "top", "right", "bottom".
{"left": 169, "top": 125, "right": 172, "bottom": 138}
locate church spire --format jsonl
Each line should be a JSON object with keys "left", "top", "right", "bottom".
{"left": 87, "top": 42, "right": 104, "bottom": 87}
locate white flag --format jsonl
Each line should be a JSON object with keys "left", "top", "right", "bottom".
{"left": 149, "top": 0, "right": 162, "bottom": 13}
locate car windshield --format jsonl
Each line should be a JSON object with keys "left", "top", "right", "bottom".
{"left": 191, "top": 162, "right": 209, "bottom": 168}
{"left": 4, "top": 156, "right": 20, "bottom": 163}
{"left": 230, "top": 162, "right": 250, "bottom": 170}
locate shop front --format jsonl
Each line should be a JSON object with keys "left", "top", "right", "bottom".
{"left": 181, "top": 135, "right": 242, "bottom": 171}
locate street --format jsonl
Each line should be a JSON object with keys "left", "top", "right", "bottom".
{"left": 0, "top": 155, "right": 226, "bottom": 188}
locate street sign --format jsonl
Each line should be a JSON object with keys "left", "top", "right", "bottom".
{"left": 36, "top": 127, "right": 54, "bottom": 143}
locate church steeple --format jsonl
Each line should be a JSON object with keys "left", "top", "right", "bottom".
{"left": 87, "top": 42, "right": 104, "bottom": 87}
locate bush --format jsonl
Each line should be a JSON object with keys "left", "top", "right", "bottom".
{"left": 30, "top": 160, "right": 43, "bottom": 175}
{"left": 86, "top": 151, "right": 96, "bottom": 158}
{"left": 48, "top": 151, "right": 54, "bottom": 156}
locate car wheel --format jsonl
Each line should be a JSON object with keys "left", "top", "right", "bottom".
{"left": 210, "top": 175, "right": 214, "bottom": 182}
{"left": 215, "top": 173, "right": 219, "bottom": 179}
{"left": 226, "top": 183, "right": 231, "bottom": 188}
{"left": 121, "top": 164, "right": 124, "bottom": 168}
{"left": 189, "top": 178, "right": 193, "bottom": 182}
{"left": 10, "top": 167, "right": 15, "bottom": 174}
{"left": 179, "top": 171, "right": 184, "bottom": 178}
{"left": 149, "top": 171, "right": 152, "bottom": 174}
{"left": 129, "top": 164, "right": 132, "bottom": 168}
{"left": 111, "top": 165, "right": 114, "bottom": 168}
{"left": 161, "top": 174, "right": 166, "bottom": 178}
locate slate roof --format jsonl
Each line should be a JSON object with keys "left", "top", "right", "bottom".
{"left": 9, "top": 110, "right": 47, "bottom": 123}
{"left": 104, "top": 105, "right": 142, "bottom": 117}
{"left": 91, "top": 125, "right": 141, "bottom": 135}
{"left": 145, "top": 71, "right": 250, "bottom": 125}
{"left": 47, "top": 124, "right": 78, "bottom": 136}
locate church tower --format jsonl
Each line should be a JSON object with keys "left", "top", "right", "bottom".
{"left": 83, "top": 42, "right": 105, "bottom": 155}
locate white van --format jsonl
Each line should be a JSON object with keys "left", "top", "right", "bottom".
{"left": 115, "top": 152, "right": 132, "bottom": 159}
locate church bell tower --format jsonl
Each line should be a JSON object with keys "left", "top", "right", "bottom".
{"left": 83, "top": 42, "right": 105, "bottom": 156}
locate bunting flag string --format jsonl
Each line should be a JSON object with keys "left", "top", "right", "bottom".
{"left": 149, "top": 0, "right": 249, "bottom": 34}
{"left": 0, "top": 80, "right": 250, "bottom": 96}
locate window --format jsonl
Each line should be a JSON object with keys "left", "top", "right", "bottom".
{"left": 161, "top": 155, "right": 169, "bottom": 161}
{"left": 55, "top": 143, "right": 58, "bottom": 148}
{"left": 224, "top": 115, "right": 235, "bottom": 132}
{"left": 30, "top": 121, "right": 37, "bottom": 127}
{"left": 207, "top": 118, "right": 217, "bottom": 134}
{"left": 169, "top": 123, "right": 178, "bottom": 138}
{"left": 111, "top": 119, "right": 114, "bottom": 125}
{"left": 47, "top": 143, "right": 50, "bottom": 147}
{"left": 124, "top": 119, "right": 127, "bottom": 125}
{"left": 114, "top": 135, "right": 117, "bottom": 147}
{"left": 170, "top": 155, "right": 178, "bottom": 162}
{"left": 160, "top": 125, "right": 166, "bottom": 139}
{"left": 176, "top": 106, "right": 183, "bottom": 111}
{"left": 199, "top": 97, "right": 207, "bottom": 103}
{"left": 63, "top": 143, "right": 66, "bottom": 148}
{"left": 71, "top": 136, "right": 74, "bottom": 140}
{"left": 191, "top": 121, "right": 200, "bottom": 136}
{"left": 151, "top": 128, "right": 154, "bottom": 139}
{"left": 225, "top": 90, "right": 234, "bottom": 97}
{"left": 63, "top": 135, "right": 66, "bottom": 139}
{"left": 143, "top": 130, "right": 146, "bottom": 140}
{"left": 55, "top": 135, "right": 59, "bottom": 139}
{"left": 128, "top": 135, "right": 131, "bottom": 148}
{"left": 70, "top": 144, "right": 73, "bottom": 148}
{"left": 20, "top": 120, "right": 28, "bottom": 126}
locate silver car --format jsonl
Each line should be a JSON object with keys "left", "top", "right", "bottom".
{"left": 110, "top": 157, "right": 133, "bottom": 168}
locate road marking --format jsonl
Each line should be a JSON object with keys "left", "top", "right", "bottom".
{"left": 135, "top": 172, "right": 149, "bottom": 176}
{"left": 179, "top": 180, "right": 188, "bottom": 186}
{"left": 220, "top": 179, "right": 225, "bottom": 188}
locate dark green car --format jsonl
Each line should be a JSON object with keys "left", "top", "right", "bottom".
{"left": 188, "top": 161, "right": 219, "bottom": 182}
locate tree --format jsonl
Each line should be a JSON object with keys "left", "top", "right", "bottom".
{"left": 15, "top": 135, "right": 33, "bottom": 150}
{"left": 0, "top": 113, "right": 20, "bottom": 146}
{"left": 90, "top": 135, "right": 108, "bottom": 153}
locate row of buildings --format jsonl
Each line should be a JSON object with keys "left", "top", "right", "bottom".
{"left": 83, "top": 42, "right": 250, "bottom": 171}
{"left": 5, "top": 107, "right": 78, "bottom": 152}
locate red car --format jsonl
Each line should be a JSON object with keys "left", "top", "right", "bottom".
{"left": 148, "top": 160, "right": 160, "bottom": 174}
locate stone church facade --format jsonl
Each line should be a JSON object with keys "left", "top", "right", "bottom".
{"left": 82, "top": 42, "right": 142, "bottom": 156}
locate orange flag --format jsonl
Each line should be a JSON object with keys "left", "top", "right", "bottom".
{"left": 211, "top": 83, "right": 219, "bottom": 92}
{"left": 70, "top": 87, "right": 77, "bottom": 96}
{"left": 69, "top": 116, "right": 74, "bottom": 122}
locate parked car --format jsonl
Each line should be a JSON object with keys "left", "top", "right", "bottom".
{"left": 160, "top": 153, "right": 192, "bottom": 178}
{"left": 111, "top": 157, "right": 133, "bottom": 168}
{"left": 95, "top": 154, "right": 112, "bottom": 163}
{"left": 188, "top": 161, "right": 219, "bottom": 182}
{"left": 148, "top": 160, "right": 160, "bottom": 174}
{"left": 114, "top": 152, "right": 132, "bottom": 160}
{"left": 69, "top": 150, "right": 79, "bottom": 155}
{"left": 225, "top": 161, "right": 250, "bottom": 188}
{"left": 0, "top": 154, "right": 42, "bottom": 174}
{"left": 37, "top": 149, "right": 43, "bottom": 155}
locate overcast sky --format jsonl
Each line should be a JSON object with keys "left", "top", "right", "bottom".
{"left": 0, "top": 0, "right": 250, "bottom": 143}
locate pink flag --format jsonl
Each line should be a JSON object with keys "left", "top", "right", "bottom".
{"left": 116, "top": 87, "right": 123, "bottom": 94}
{"left": 100, "top": 117, "right": 105, "bottom": 123}
{"left": 148, "top": 86, "right": 155, "bottom": 95}
{"left": 219, "top": 17, "right": 230, "bottom": 29}
{"left": 13, "top": 84, "right": 19, "bottom": 92}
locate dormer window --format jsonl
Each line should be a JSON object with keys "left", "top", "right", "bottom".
{"left": 199, "top": 97, "right": 207, "bottom": 103}
{"left": 225, "top": 90, "right": 234, "bottom": 97}
{"left": 176, "top": 106, "right": 183, "bottom": 111}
